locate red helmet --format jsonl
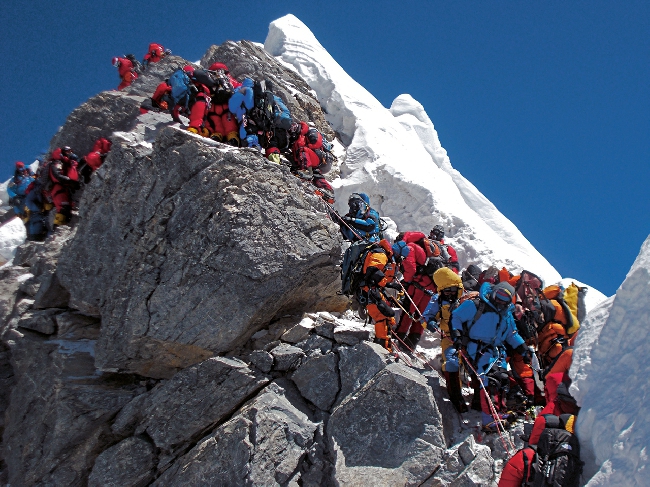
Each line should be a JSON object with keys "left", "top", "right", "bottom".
{"left": 15, "top": 161, "right": 25, "bottom": 169}
{"left": 183, "top": 65, "right": 195, "bottom": 75}
{"left": 209, "top": 62, "right": 229, "bottom": 73}
{"left": 112, "top": 57, "right": 120, "bottom": 67}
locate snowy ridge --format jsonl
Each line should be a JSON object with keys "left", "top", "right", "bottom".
{"left": 569, "top": 235, "right": 650, "bottom": 486}
{"left": 265, "top": 14, "right": 566, "bottom": 287}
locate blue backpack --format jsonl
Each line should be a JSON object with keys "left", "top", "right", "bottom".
{"left": 169, "top": 69, "right": 192, "bottom": 108}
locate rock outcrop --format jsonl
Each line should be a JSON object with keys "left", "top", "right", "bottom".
{"left": 0, "top": 39, "right": 501, "bottom": 486}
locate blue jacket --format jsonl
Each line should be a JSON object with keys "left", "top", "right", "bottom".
{"left": 340, "top": 207, "right": 381, "bottom": 242}
{"left": 450, "top": 282, "right": 524, "bottom": 362}
{"left": 272, "top": 95, "right": 292, "bottom": 130}
{"left": 228, "top": 78, "right": 255, "bottom": 128}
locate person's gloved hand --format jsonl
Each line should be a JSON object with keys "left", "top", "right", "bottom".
{"left": 451, "top": 329, "right": 463, "bottom": 350}
{"left": 426, "top": 320, "right": 439, "bottom": 332}
{"left": 412, "top": 309, "right": 421, "bottom": 321}
{"left": 267, "top": 153, "right": 281, "bottom": 164}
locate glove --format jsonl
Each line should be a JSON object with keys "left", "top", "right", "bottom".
{"left": 385, "top": 281, "right": 401, "bottom": 290}
{"left": 411, "top": 309, "right": 421, "bottom": 321}
{"left": 451, "top": 329, "right": 463, "bottom": 350}
{"left": 267, "top": 153, "right": 281, "bottom": 164}
{"left": 426, "top": 320, "right": 439, "bottom": 332}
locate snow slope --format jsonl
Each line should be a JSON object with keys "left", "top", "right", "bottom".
{"left": 265, "top": 15, "right": 608, "bottom": 307}
{"left": 0, "top": 217, "right": 27, "bottom": 265}
{"left": 569, "top": 234, "right": 650, "bottom": 486}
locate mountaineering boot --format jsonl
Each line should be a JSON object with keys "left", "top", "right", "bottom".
{"left": 187, "top": 127, "right": 199, "bottom": 135}
{"left": 200, "top": 127, "right": 210, "bottom": 137}
{"left": 446, "top": 371, "right": 468, "bottom": 413}
{"left": 210, "top": 133, "right": 223, "bottom": 142}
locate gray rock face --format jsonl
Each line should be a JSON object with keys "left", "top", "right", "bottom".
{"left": 271, "top": 343, "right": 306, "bottom": 371}
{"left": 48, "top": 91, "right": 144, "bottom": 158}
{"left": 133, "top": 357, "right": 269, "bottom": 456}
{"left": 87, "top": 436, "right": 156, "bottom": 487}
{"left": 0, "top": 266, "right": 29, "bottom": 328}
{"left": 328, "top": 363, "right": 446, "bottom": 485}
{"left": 291, "top": 352, "right": 340, "bottom": 410}
{"left": 424, "top": 435, "right": 496, "bottom": 486}
{"left": 336, "top": 341, "right": 391, "bottom": 407}
{"left": 249, "top": 349, "right": 273, "bottom": 373}
{"left": 154, "top": 382, "right": 318, "bottom": 487}
{"left": 16, "top": 309, "right": 60, "bottom": 334}
{"left": 200, "top": 41, "right": 334, "bottom": 139}
{"left": 57, "top": 127, "right": 344, "bottom": 378}
{"left": 2, "top": 332, "right": 137, "bottom": 486}
{"left": 123, "top": 55, "right": 188, "bottom": 98}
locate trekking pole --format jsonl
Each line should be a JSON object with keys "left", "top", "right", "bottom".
{"left": 458, "top": 350, "right": 516, "bottom": 455}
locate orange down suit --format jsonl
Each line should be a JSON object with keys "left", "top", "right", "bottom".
{"left": 361, "top": 241, "right": 396, "bottom": 351}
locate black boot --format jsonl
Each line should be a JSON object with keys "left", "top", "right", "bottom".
{"left": 446, "top": 371, "right": 468, "bottom": 413}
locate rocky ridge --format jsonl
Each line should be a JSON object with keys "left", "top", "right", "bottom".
{"left": 0, "top": 41, "right": 506, "bottom": 486}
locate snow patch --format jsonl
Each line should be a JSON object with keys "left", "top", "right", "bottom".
{"left": 0, "top": 217, "right": 27, "bottom": 264}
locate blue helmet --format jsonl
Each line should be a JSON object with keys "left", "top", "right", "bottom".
{"left": 391, "top": 241, "right": 410, "bottom": 259}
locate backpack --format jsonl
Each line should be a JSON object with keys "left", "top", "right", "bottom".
{"left": 340, "top": 241, "right": 384, "bottom": 296}
{"left": 125, "top": 54, "right": 143, "bottom": 74}
{"left": 529, "top": 419, "right": 583, "bottom": 487}
{"left": 191, "top": 69, "right": 218, "bottom": 91}
{"left": 209, "top": 69, "right": 235, "bottom": 104}
{"left": 251, "top": 81, "right": 277, "bottom": 132}
{"left": 169, "top": 69, "right": 192, "bottom": 108}
{"left": 513, "top": 270, "right": 551, "bottom": 340}
{"left": 542, "top": 284, "right": 580, "bottom": 335}
{"left": 415, "top": 237, "right": 444, "bottom": 276}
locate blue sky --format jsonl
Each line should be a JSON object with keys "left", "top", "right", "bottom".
{"left": 1, "top": 1, "right": 648, "bottom": 296}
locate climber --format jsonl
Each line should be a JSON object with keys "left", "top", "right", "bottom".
{"left": 181, "top": 65, "right": 212, "bottom": 136}
{"left": 228, "top": 77, "right": 256, "bottom": 144}
{"left": 112, "top": 56, "right": 138, "bottom": 91}
{"left": 358, "top": 239, "right": 405, "bottom": 352}
{"left": 429, "top": 225, "right": 459, "bottom": 273}
{"left": 337, "top": 193, "right": 381, "bottom": 242}
{"left": 48, "top": 146, "right": 80, "bottom": 229}
{"left": 501, "top": 410, "right": 581, "bottom": 486}
{"left": 142, "top": 43, "right": 169, "bottom": 67}
{"left": 78, "top": 138, "right": 112, "bottom": 183}
{"left": 6, "top": 162, "right": 35, "bottom": 219}
{"left": 394, "top": 232, "right": 437, "bottom": 352}
{"left": 423, "top": 267, "right": 467, "bottom": 412}
{"left": 205, "top": 62, "right": 241, "bottom": 145}
{"left": 448, "top": 281, "right": 530, "bottom": 432}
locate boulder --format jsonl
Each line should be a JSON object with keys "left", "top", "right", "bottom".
{"left": 48, "top": 91, "right": 144, "bottom": 157}
{"left": 281, "top": 316, "right": 315, "bottom": 343}
{"left": 271, "top": 343, "right": 305, "bottom": 371}
{"left": 200, "top": 41, "right": 335, "bottom": 140}
{"left": 87, "top": 436, "right": 156, "bottom": 487}
{"left": 248, "top": 349, "right": 273, "bottom": 373}
{"left": 335, "top": 341, "right": 391, "bottom": 407}
{"left": 57, "top": 127, "right": 345, "bottom": 378}
{"left": 154, "top": 382, "right": 318, "bottom": 486}
{"left": 328, "top": 363, "right": 446, "bottom": 485}
{"left": 2, "top": 333, "right": 137, "bottom": 486}
{"left": 125, "top": 357, "right": 269, "bottom": 457}
{"left": 16, "top": 309, "right": 60, "bottom": 335}
{"left": 291, "top": 352, "right": 340, "bottom": 410}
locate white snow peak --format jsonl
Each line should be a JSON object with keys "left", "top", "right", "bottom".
{"left": 265, "top": 14, "right": 564, "bottom": 286}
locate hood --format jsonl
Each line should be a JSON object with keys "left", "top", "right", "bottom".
{"left": 433, "top": 267, "right": 463, "bottom": 293}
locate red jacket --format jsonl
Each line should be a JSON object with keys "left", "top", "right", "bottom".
{"left": 144, "top": 43, "right": 165, "bottom": 63}
{"left": 399, "top": 232, "right": 435, "bottom": 289}
{"left": 498, "top": 448, "right": 535, "bottom": 486}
